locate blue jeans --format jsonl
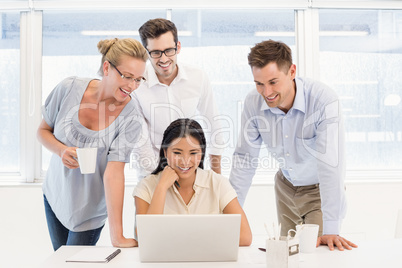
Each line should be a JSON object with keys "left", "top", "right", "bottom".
{"left": 43, "top": 195, "right": 104, "bottom": 251}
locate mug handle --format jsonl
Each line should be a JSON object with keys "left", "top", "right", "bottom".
{"left": 287, "top": 229, "right": 297, "bottom": 239}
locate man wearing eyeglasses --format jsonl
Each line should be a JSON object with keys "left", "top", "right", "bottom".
{"left": 132, "top": 18, "right": 224, "bottom": 178}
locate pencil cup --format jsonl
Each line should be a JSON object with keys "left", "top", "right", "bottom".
{"left": 266, "top": 237, "right": 299, "bottom": 268}
{"left": 76, "top": 148, "right": 97, "bottom": 174}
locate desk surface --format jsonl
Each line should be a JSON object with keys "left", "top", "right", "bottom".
{"left": 39, "top": 239, "right": 402, "bottom": 268}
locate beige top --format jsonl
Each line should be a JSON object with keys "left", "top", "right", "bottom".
{"left": 133, "top": 168, "right": 237, "bottom": 214}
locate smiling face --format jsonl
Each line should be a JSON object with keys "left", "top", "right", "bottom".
{"left": 164, "top": 135, "right": 202, "bottom": 181}
{"left": 105, "top": 56, "right": 146, "bottom": 102}
{"left": 252, "top": 62, "right": 297, "bottom": 113}
{"left": 146, "top": 31, "right": 181, "bottom": 85}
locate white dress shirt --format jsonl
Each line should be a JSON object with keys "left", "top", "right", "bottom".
{"left": 133, "top": 62, "right": 224, "bottom": 177}
{"left": 229, "top": 77, "right": 347, "bottom": 235}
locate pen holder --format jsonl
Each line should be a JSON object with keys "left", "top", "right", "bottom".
{"left": 266, "top": 236, "right": 299, "bottom": 268}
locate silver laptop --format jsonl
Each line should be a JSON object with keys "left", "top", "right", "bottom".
{"left": 136, "top": 214, "right": 241, "bottom": 262}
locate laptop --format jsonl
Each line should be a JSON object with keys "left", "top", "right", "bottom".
{"left": 136, "top": 214, "right": 241, "bottom": 262}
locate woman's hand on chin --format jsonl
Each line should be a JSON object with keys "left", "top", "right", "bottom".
{"left": 112, "top": 236, "right": 138, "bottom": 248}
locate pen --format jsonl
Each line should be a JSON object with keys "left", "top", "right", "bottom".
{"left": 278, "top": 223, "right": 281, "bottom": 240}
{"left": 174, "top": 181, "right": 180, "bottom": 188}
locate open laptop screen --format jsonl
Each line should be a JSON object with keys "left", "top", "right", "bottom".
{"left": 136, "top": 214, "right": 241, "bottom": 262}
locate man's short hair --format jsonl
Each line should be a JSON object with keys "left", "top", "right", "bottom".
{"left": 138, "top": 18, "right": 178, "bottom": 48}
{"left": 248, "top": 40, "right": 293, "bottom": 73}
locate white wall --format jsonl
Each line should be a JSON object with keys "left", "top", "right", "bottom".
{"left": 1, "top": 181, "right": 402, "bottom": 268}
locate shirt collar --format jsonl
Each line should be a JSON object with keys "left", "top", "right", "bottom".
{"left": 292, "top": 77, "right": 306, "bottom": 114}
{"left": 259, "top": 77, "right": 306, "bottom": 114}
{"left": 193, "top": 168, "right": 210, "bottom": 190}
{"left": 171, "top": 168, "right": 209, "bottom": 196}
{"left": 145, "top": 62, "right": 187, "bottom": 88}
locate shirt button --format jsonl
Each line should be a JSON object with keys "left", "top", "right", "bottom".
{"left": 286, "top": 153, "right": 290, "bottom": 157}
{"left": 284, "top": 116, "right": 287, "bottom": 119}
{"left": 285, "top": 135, "right": 288, "bottom": 138}
{"left": 289, "top": 168, "right": 293, "bottom": 171}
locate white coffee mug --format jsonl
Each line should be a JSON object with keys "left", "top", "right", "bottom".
{"left": 295, "top": 224, "right": 319, "bottom": 253}
{"left": 76, "top": 148, "right": 97, "bottom": 174}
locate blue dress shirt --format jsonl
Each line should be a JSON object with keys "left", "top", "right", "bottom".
{"left": 229, "top": 77, "right": 347, "bottom": 235}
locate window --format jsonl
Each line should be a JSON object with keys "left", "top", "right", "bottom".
{"left": 318, "top": 9, "right": 402, "bottom": 171}
{"left": 0, "top": 11, "right": 20, "bottom": 173}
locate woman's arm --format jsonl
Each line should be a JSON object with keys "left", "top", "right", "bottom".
{"left": 37, "top": 119, "right": 78, "bottom": 169}
{"left": 223, "top": 198, "right": 253, "bottom": 246}
{"left": 134, "top": 196, "right": 151, "bottom": 215}
{"left": 134, "top": 167, "right": 179, "bottom": 241}
{"left": 135, "top": 166, "right": 179, "bottom": 215}
{"left": 104, "top": 161, "right": 137, "bottom": 247}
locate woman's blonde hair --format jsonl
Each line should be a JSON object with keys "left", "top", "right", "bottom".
{"left": 97, "top": 38, "right": 148, "bottom": 76}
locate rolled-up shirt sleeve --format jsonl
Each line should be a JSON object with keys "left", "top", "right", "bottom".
{"left": 107, "top": 112, "right": 143, "bottom": 163}
{"left": 218, "top": 175, "right": 238, "bottom": 212}
{"left": 315, "top": 99, "right": 347, "bottom": 235}
{"left": 42, "top": 77, "right": 75, "bottom": 128}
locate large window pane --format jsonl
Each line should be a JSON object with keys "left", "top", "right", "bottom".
{"left": 319, "top": 9, "right": 402, "bottom": 170}
{"left": 173, "top": 9, "right": 296, "bottom": 176}
{"left": 41, "top": 10, "right": 166, "bottom": 173}
{"left": 42, "top": 10, "right": 166, "bottom": 99}
{"left": 0, "top": 11, "right": 20, "bottom": 173}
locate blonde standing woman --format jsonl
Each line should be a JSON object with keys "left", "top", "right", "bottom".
{"left": 37, "top": 38, "right": 147, "bottom": 250}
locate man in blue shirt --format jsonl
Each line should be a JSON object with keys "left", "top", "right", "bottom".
{"left": 229, "top": 40, "right": 357, "bottom": 251}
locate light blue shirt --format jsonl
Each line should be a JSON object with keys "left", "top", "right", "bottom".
{"left": 42, "top": 76, "right": 143, "bottom": 232}
{"left": 229, "top": 77, "right": 347, "bottom": 235}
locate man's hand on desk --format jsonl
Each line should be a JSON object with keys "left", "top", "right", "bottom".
{"left": 316, "top": 235, "right": 358, "bottom": 251}
{"left": 111, "top": 237, "right": 138, "bottom": 248}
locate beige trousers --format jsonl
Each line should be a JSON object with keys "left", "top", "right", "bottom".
{"left": 274, "top": 169, "right": 323, "bottom": 236}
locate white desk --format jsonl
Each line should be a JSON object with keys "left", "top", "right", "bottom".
{"left": 39, "top": 239, "right": 402, "bottom": 268}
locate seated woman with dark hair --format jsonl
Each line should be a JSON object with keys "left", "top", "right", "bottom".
{"left": 133, "top": 118, "right": 252, "bottom": 246}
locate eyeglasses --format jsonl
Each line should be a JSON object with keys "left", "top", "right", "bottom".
{"left": 146, "top": 46, "right": 177, "bottom": 59}
{"left": 109, "top": 61, "right": 146, "bottom": 85}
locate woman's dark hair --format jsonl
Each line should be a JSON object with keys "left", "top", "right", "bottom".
{"left": 152, "top": 118, "right": 206, "bottom": 175}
